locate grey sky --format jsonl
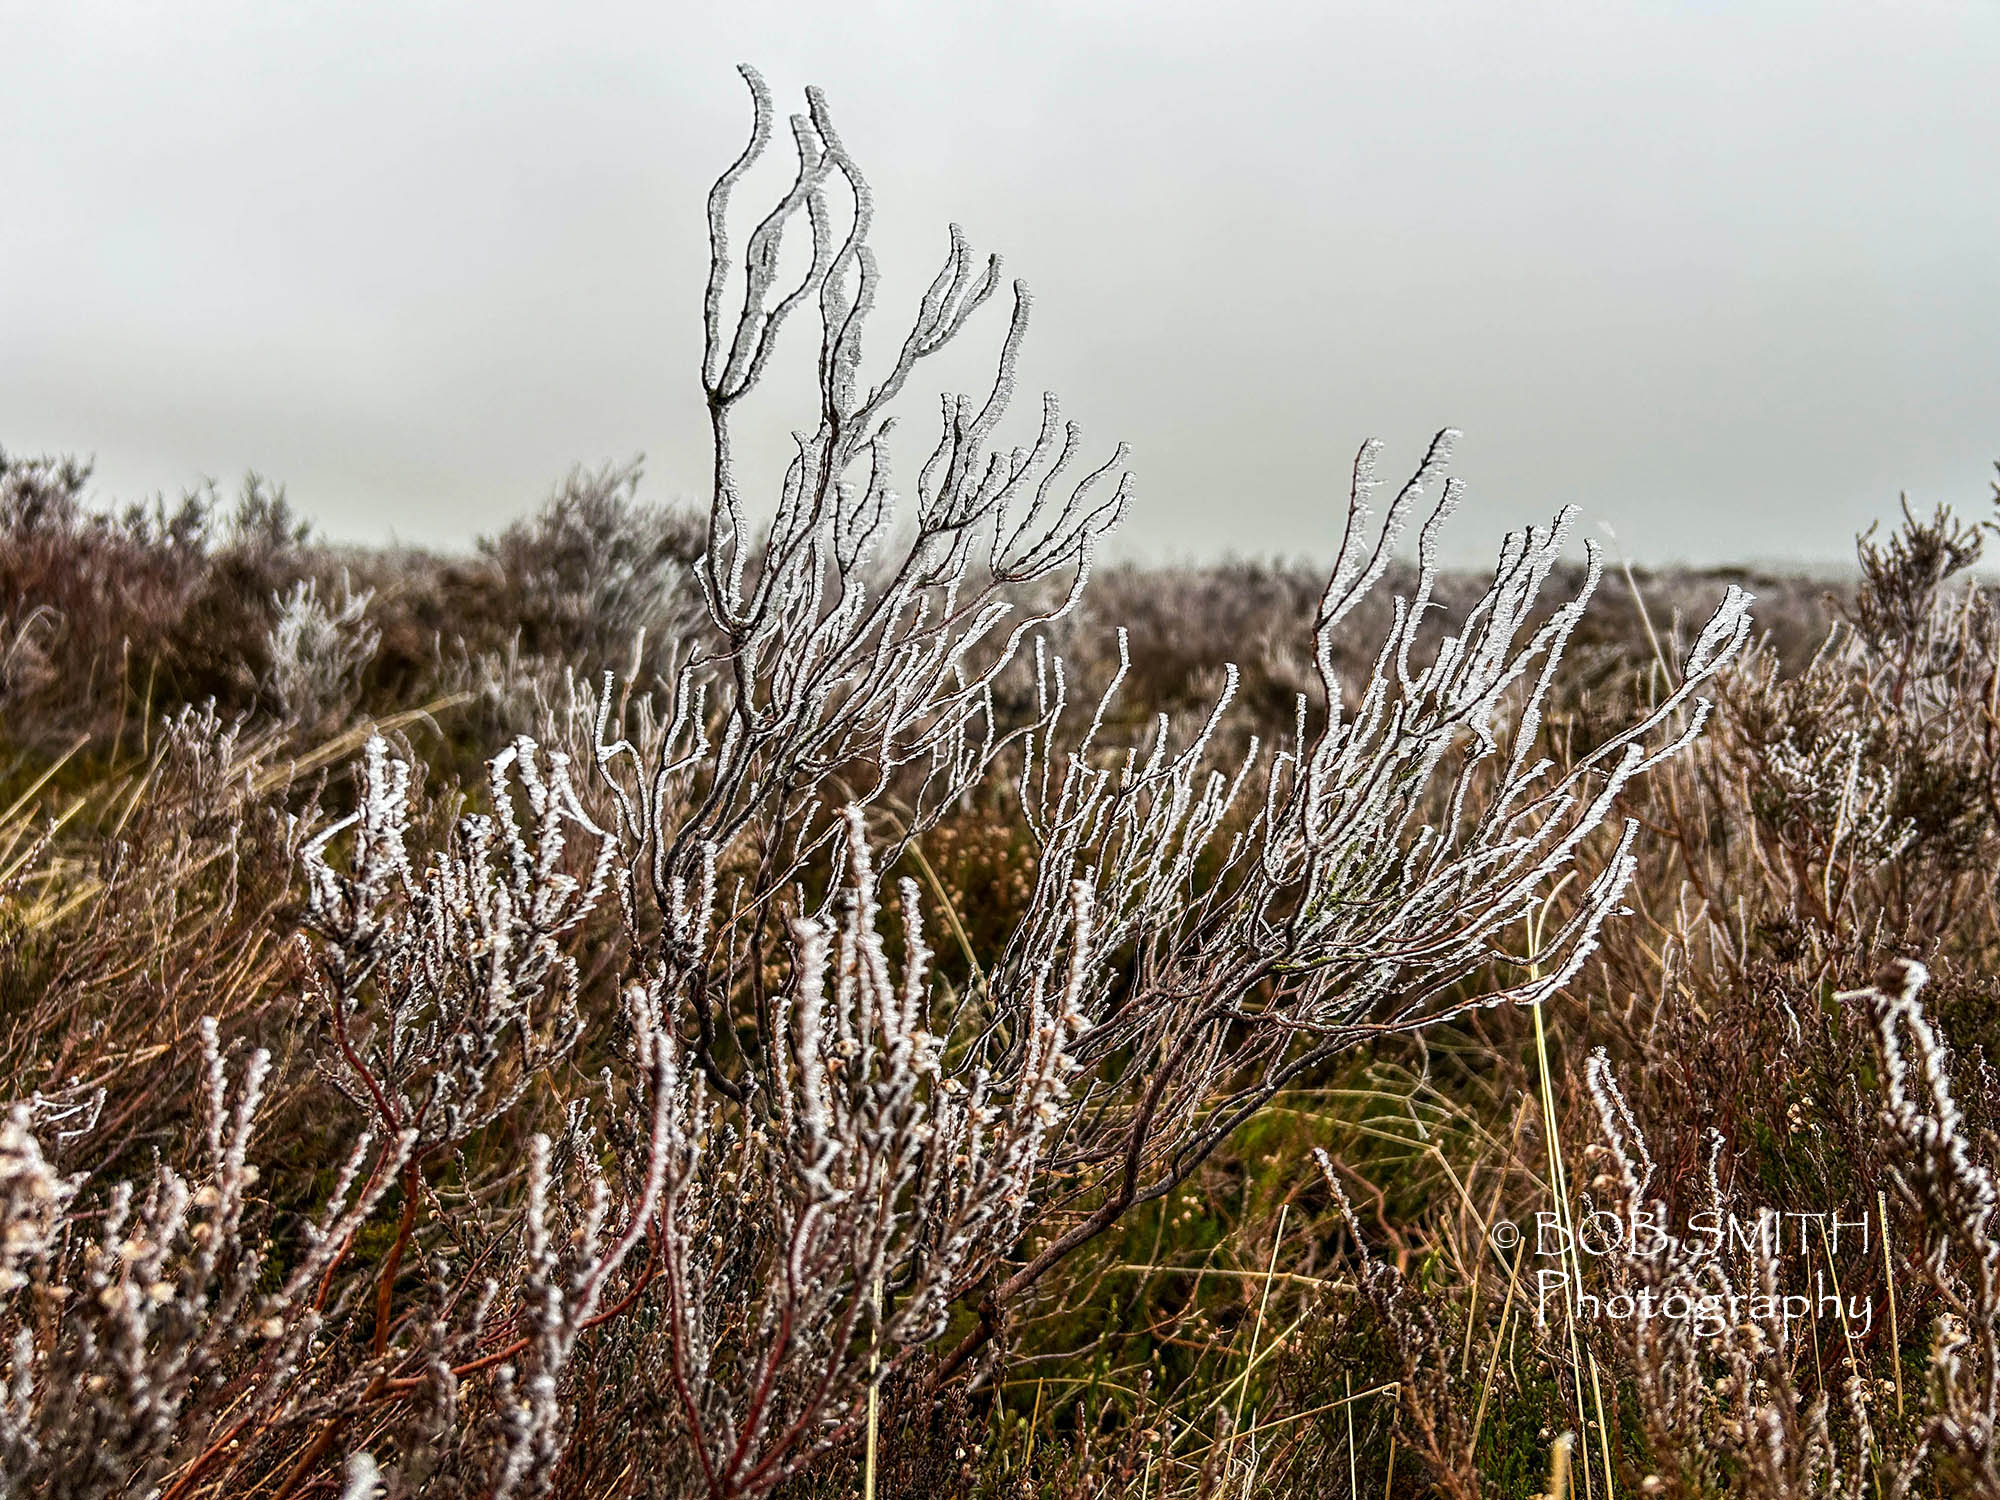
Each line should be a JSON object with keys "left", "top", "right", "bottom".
{"left": 4, "top": 1, "right": 1997, "bottom": 568}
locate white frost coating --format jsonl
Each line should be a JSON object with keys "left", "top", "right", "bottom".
{"left": 299, "top": 735, "right": 615, "bottom": 1153}
{"left": 0, "top": 65, "right": 1763, "bottom": 1500}
{"left": 263, "top": 573, "right": 380, "bottom": 727}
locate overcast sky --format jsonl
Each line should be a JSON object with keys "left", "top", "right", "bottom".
{"left": 4, "top": 1, "right": 1997, "bottom": 568}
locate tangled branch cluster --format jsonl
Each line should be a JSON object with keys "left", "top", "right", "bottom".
{"left": 0, "top": 66, "right": 1751, "bottom": 1498}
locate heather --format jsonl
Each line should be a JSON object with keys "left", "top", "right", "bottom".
{"left": 4, "top": 67, "right": 2000, "bottom": 1500}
